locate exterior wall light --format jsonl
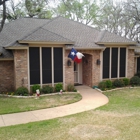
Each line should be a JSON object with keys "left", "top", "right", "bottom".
{"left": 0, "top": 52, "right": 3, "bottom": 56}
{"left": 67, "top": 59, "right": 71, "bottom": 66}
{"left": 96, "top": 59, "right": 100, "bottom": 65}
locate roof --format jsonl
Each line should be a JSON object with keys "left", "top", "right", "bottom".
{"left": 0, "top": 18, "right": 50, "bottom": 58}
{"left": 21, "top": 27, "right": 73, "bottom": 43}
{"left": 0, "top": 16, "right": 137, "bottom": 58}
{"left": 96, "top": 30, "right": 136, "bottom": 44}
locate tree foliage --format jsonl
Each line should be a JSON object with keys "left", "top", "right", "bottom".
{"left": 54, "top": 0, "right": 100, "bottom": 25}
{"left": 25, "top": 0, "right": 53, "bottom": 18}
{"left": 1, "top": 0, "right": 140, "bottom": 42}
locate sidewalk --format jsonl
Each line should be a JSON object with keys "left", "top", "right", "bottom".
{"left": 0, "top": 86, "right": 109, "bottom": 127}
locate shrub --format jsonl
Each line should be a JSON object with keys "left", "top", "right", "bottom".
{"left": 113, "top": 79, "right": 124, "bottom": 87}
{"left": 130, "top": 76, "right": 140, "bottom": 86}
{"left": 135, "top": 70, "right": 140, "bottom": 78}
{"left": 123, "top": 78, "right": 130, "bottom": 86}
{"left": 55, "top": 83, "right": 63, "bottom": 92}
{"left": 73, "top": 89, "right": 77, "bottom": 92}
{"left": 98, "top": 81, "right": 107, "bottom": 90}
{"left": 15, "top": 87, "right": 29, "bottom": 96}
{"left": 31, "top": 84, "right": 40, "bottom": 93}
{"left": 41, "top": 85, "right": 54, "bottom": 94}
{"left": 67, "top": 84, "right": 75, "bottom": 92}
{"left": 105, "top": 80, "right": 112, "bottom": 89}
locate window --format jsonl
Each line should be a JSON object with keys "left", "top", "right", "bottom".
{"left": 103, "top": 48, "right": 110, "bottom": 79}
{"left": 29, "top": 47, "right": 40, "bottom": 84}
{"left": 111, "top": 48, "right": 118, "bottom": 78}
{"left": 103, "top": 47, "right": 126, "bottom": 79}
{"left": 137, "top": 57, "right": 140, "bottom": 72}
{"left": 54, "top": 48, "right": 63, "bottom": 82}
{"left": 120, "top": 48, "right": 126, "bottom": 77}
{"left": 42, "top": 48, "right": 52, "bottom": 83}
{"left": 29, "top": 47, "right": 63, "bottom": 85}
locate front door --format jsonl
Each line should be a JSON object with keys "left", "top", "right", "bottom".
{"left": 74, "top": 62, "right": 82, "bottom": 84}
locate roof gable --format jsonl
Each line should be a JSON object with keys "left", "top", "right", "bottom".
{"left": 42, "top": 16, "right": 101, "bottom": 48}
{"left": 20, "top": 27, "right": 73, "bottom": 43}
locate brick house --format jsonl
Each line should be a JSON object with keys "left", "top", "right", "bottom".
{"left": 0, "top": 17, "right": 140, "bottom": 92}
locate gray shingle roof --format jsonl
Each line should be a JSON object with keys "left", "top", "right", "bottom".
{"left": 0, "top": 16, "right": 138, "bottom": 59}
{"left": 96, "top": 30, "right": 135, "bottom": 43}
{"left": 43, "top": 17, "right": 101, "bottom": 48}
{"left": 0, "top": 18, "right": 50, "bottom": 58}
{"left": 22, "top": 27, "right": 73, "bottom": 43}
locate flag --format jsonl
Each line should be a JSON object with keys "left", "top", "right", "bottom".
{"left": 68, "top": 48, "right": 84, "bottom": 63}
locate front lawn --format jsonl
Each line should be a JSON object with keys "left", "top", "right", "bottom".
{"left": 0, "top": 93, "right": 82, "bottom": 115}
{"left": 0, "top": 88, "right": 140, "bottom": 140}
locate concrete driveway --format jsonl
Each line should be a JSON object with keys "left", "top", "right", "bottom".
{"left": 0, "top": 85, "right": 108, "bottom": 127}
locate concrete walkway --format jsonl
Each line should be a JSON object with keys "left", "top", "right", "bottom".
{"left": 0, "top": 86, "right": 108, "bottom": 127}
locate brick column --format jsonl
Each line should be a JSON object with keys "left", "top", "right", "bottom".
{"left": 65, "top": 50, "right": 74, "bottom": 89}
{"left": 127, "top": 49, "right": 135, "bottom": 78}
{"left": 14, "top": 50, "right": 28, "bottom": 89}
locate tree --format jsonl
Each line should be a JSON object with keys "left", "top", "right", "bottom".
{"left": 93, "top": 0, "right": 140, "bottom": 43}
{"left": 0, "top": 0, "right": 8, "bottom": 32}
{"left": 6, "top": 0, "right": 26, "bottom": 22}
{"left": 25, "top": 0, "right": 53, "bottom": 18}
{"left": 123, "top": 0, "right": 140, "bottom": 42}
{"left": 53, "top": 0, "right": 100, "bottom": 25}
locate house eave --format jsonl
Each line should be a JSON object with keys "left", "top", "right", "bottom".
{"left": 5, "top": 46, "right": 29, "bottom": 50}
{"left": 18, "top": 40, "right": 75, "bottom": 45}
{"left": 65, "top": 47, "right": 106, "bottom": 50}
{"left": 0, "top": 58, "right": 14, "bottom": 61}
{"left": 96, "top": 42, "right": 137, "bottom": 46}
{"left": 128, "top": 46, "right": 140, "bottom": 49}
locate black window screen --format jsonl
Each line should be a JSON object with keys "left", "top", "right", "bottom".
{"left": 111, "top": 48, "right": 118, "bottom": 78}
{"left": 54, "top": 48, "right": 63, "bottom": 82}
{"left": 120, "top": 48, "right": 126, "bottom": 77}
{"left": 42, "top": 48, "right": 52, "bottom": 83}
{"left": 137, "top": 57, "right": 140, "bottom": 72}
{"left": 103, "top": 48, "right": 110, "bottom": 79}
{"left": 29, "top": 47, "right": 40, "bottom": 84}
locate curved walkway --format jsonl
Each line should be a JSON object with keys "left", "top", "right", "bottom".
{"left": 0, "top": 86, "right": 108, "bottom": 127}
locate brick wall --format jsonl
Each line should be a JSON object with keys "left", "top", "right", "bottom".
{"left": 0, "top": 61, "right": 14, "bottom": 92}
{"left": 82, "top": 54, "right": 92, "bottom": 86}
{"left": 81, "top": 50, "right": 101, "bottom": 87}
{"left": 127, "top": 49, "right": 135, "bottom": 78}
{"left": 14, "top": 50, "right": 28, "bottom": 89}
{"left": 65, "top": 50, "right": 74, "bottom": 89}
{"left": 65, "top": 49, "right": 101, "bottom": 88}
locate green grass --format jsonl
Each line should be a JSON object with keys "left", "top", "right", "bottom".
{"left": 98, "top": 88, "right": 140, "bottom": 113}
{"left": 0, "top": 88, "right": 140, "bottom": 140}
{"left": 0, "top": 93, "right": 82, "bottom": 115}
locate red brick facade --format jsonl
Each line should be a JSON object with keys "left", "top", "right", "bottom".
{"left": 14, "top": 50, "right": 28, "bottom": 89}
{"left": 0, "top": 61, "right": 14, "bottom": 92}
{"left": 0, "top": 48, "right": 136, "bottom": 92}
{"left": 65, "top": 50, "right": 101, "bottom": 88}
{"left": 127, "top": 49, "right": 135, "bottom": 78}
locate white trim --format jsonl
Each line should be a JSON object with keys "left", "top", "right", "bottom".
{"left": 40, "top": 47, "right": 42, "bottom": 88}
{"left": 118, "top": 47, "right": 120, "bottom": 79}
{"left": 52, "top": 47, "right": 54, "bottom": 87}
{"left": 27, "top": 48, "right": 30, "bottom": 92}
{"left": 109, "top": 48, "right": 112, "bottom": 79}
{"left": 63, "top": 47, "right": 65, "bottom": 89}
{"left": 126, "top": 48, "right": 128, "bottom": 77}
{"left": 135, "top": 57, "right": 137, "bottom": 73}
{"left": 100, "top": 50, "right": 103, "bottom": 81}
